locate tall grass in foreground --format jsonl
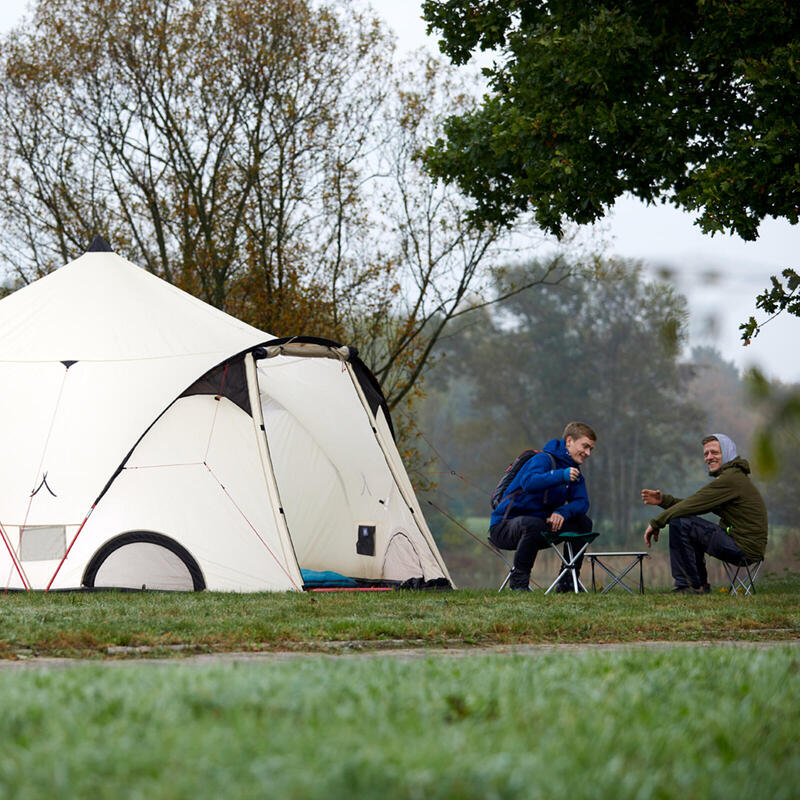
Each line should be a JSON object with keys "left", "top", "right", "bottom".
{"left": 0, "top": 647, "right": 797, "bottom": 799}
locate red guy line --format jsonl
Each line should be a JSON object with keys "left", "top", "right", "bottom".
{"left": 45, "top": 505, "right": 95, "bottom": 592}
{"left": 204, "top": 464, "right": 301, "bottom": 591}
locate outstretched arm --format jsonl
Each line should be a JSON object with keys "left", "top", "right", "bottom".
{"left": 641, "top": 489, "right": 663, "bottom": 506}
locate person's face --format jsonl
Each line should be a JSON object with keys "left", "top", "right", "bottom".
{"left": 704, "top": 439, "right": 723, "bottom": 472}
{"left": 566, "top": 435, "right": 594, "bottom": 465}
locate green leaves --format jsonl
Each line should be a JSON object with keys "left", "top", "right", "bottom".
{"left": 740, "top": 268, "right": 800, "bottom": 344}
{"left": 423, "top": 1, "right": 800, "bottom": 238}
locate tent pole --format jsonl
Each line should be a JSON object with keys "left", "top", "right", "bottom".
{"left": 245, "top": 353, "right": 304, "bottom": 591}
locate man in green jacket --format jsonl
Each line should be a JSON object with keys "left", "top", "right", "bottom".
{"left": 641, "top": 433, "right": 768, "bottom": 593}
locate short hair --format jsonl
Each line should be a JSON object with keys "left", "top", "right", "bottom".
{"left": 701, "top": 435, "right": 719, "bottom": 445}
{"left": 563, "top": 421, "right": 597, "bottom": 442}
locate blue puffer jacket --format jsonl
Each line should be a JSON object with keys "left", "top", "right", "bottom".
{"left": 489, "top": 438, "right": 590, "bottom": 527}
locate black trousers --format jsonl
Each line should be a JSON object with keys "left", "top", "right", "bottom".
{"left": 668, "top": 515, "right": 752, "bottom": 588}
{"left": 489, "top": 513, "right": 593, "bottom": 575}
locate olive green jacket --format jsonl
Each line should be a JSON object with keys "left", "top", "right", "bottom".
{"left": 650, "top": 457, "right": 768, "bottom": 561}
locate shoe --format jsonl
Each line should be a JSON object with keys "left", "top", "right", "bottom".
{"left": 671, "top": 586, "right": 700, "bottom": 595}
{"left": 700, "top": 583, "right": 711, "bottom": 594}
{"left": 509, "top": 568, "right": 531, "bottom": 591}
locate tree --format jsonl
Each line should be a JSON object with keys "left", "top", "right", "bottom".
{"left": 417, "top": 259, "right": 702, "bottom": 540}
{"left": 421, "top": 0, "right": 800, "bottom": 336}
{"left": 0, "top": 0, "right": 390, "bottom": 331}
{"left": 1, "top": 0, "right": 549, "bottom": 407}
{"left": 353, "top": 57, "right": 566, "bottom": 407}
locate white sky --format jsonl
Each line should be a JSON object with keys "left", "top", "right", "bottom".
{"left": 3, "top": 0, "right": 798, "bottom": 383}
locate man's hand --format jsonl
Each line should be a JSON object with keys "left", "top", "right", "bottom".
{"left": 548, "top": 513, "right": 565, "bottom": 532}
{"left": 568, "top": 467, "right": 580, "bottom": 482}
{"left": 641, "top": 489, "right": 663, "bottom": 506}
{"left": 644, "top": 524, "right": 659, "bottom": 548}
{"left": 547, "top": 513, "right": 565, "bottom": 532}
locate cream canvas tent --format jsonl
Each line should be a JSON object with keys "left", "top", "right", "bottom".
{"left": 0, "top": 238, "right": 452, "bottom": 592}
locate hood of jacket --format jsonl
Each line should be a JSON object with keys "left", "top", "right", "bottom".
{"left": 543, "top": 437, "right": 578, "bottom": 468}
{"left": 708, "top": 433, "right": 738, "bottom": 469}
{"left": 710, "top": 455, "right": 751, "bottom": 478}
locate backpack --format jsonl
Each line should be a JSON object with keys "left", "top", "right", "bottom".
{"left": 490, "top": 449, "right": 557, "bottom": 510}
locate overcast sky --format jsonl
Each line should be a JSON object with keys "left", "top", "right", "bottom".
{"left": 3, "top": 0, "right": 798, "bottom": 383}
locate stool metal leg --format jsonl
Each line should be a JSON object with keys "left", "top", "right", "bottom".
{"left": 724, "top": 560, "right": 762, "bottom": 595}
{"left": 490, "top": 543, "right": 515, "bottom": 592}
{"left": 545, "top": 541, "right": 590, "bottom": 594}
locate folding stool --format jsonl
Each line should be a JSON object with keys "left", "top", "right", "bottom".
{"left": 722, "top": 559, "right": 763, "bottom": 596}
{"left": 543, "top": 531, "right": 599, "bottom": 594}
{"left": 490, "top": 531, "right": 599, "bottom": 593}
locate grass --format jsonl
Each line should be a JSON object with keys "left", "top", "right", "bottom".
{"left": 0, "top": 646, "right": 797, "bottom": 798}
{"left": 1, "top": 577, "right": 798, "bottom": 659}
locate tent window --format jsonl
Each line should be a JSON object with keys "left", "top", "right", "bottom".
{"left": 356, "top": 524, "right": 375, "bottom": 556}
{"left": 20, "top": 526, "right": 66, "bottom": 561}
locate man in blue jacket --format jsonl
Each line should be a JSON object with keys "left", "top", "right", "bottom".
{"left": 489, "top": 421, "right": 596, "bottom": 591}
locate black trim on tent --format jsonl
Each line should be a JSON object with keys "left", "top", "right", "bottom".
{"left": 92, "top": 336, "right": 394, "bottom": 523}
{"left": 180, "top": 355, "right": 251, "bottom": 416}
{"left": 256, "top": 336, "right": 396, "bottom": 440}
{"left": 82, "top": 531, "right": 206, "bottom": 591}
{"left": 87, "top": 235, "right": 113, "bottom": 252}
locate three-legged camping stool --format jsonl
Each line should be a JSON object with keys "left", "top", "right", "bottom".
{"left": 490, "top": 531, "right": 599, "bottom": 593}
{"left": 543, "top": 531, "right": 599, "bottom": 594}
{"left": 723, "top": 559, "right": 763, "bottom": 595}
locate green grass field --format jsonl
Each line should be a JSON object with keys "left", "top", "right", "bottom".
{"left": 1, "top": 646, "right": 797, "bottom": 799}
{"left": 1, "top": 581, "right": 798, "bottom": 797}
{"left": 1, "top": 578, "right": 799, "bottom": 659}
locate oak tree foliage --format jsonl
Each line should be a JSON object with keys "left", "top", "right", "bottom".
{"left": 422, "top": 0, "right": 800, "bottom": 340}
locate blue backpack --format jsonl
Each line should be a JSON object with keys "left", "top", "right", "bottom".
{"left": 490, "top": 449, "right": 557, "bottom": 510}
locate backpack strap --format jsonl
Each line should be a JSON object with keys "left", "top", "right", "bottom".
{"left": 501, "top": 451, "right": 559, "bottom": 521}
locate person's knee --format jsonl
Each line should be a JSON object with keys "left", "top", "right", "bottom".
{"left": 562, "top": 514, "right": 592, "bottom": 534}
{"left": 669, "top": 517, "right": 689, "bottom": 538}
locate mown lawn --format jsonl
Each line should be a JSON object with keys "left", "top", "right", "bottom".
{"left": 0, "top": 577, "right": 798, "bottom": 659}
{"left": 0, "top": 646, "right": 797, "bottom": 799}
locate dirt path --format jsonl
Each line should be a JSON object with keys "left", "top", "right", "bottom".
{"left": 2, "top": 637, "right": 798, "bottom": 671}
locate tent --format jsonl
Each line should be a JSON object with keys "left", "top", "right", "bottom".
{"left": 0, "top": 239, "right": 452, "bottom": 592}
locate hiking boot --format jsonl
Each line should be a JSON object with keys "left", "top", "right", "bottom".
{"left": 509, "top": 568, "right": 531, "bottom": 591}
{"left": 671, "top": 585, "right": 700, "bottom": 595}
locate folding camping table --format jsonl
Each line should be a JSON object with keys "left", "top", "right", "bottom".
{"left": 585, "top": 551, "right": 648, "bottom": 594}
